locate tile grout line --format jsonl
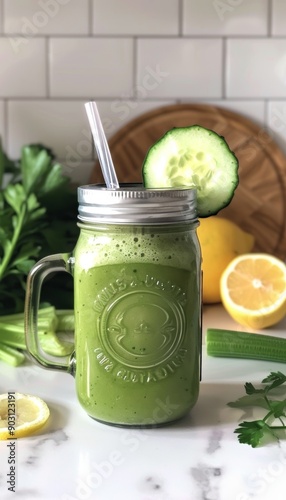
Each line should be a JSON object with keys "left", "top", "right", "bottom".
{"left": 2, "top": 0, "right": 6, "bottom": 148}
{"left": 1, "top": 34, "right": 283, "bottom": 40}
{"left": 265, "top": 0, "right": 270, "bottom": 128}
{"left": 3, "top": 98, "right": 8, "bottom": 151}
{"left": 222, "top": 37, "right": 226, "bottom": 100}
{"left": 87, "top": 26, "right": 96, "bottom": 169}
{"left": 2, "top": 96, "right": 283, "bottom": 103}
{"left": 87, "top": 0, "right": 95, "bottom": 171}
{"left": 268, "top": 0, "right": 272, "bottom": 37}
{"left": 46, "top": 37, "right": 50, "bottom": 98}
{"left": 178, "top": 0, "right": 183, "bottom": 37}
{"left": 264, "top": 99, "right": 269, "bottom": 126}
{"left": 133, "top": 37, "right": 137, "bottom": 99}
{"left": 88, "top": 0, "right": 93, "bottom": 36}
{"left": 1, "top": 0, "right": 4, "bottom": 34}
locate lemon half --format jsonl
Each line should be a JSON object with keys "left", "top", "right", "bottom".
{"left": 0, "top": 393, "right": 50, "bottom": 440}
{"left": 220, "top": 253, "right": 286, "bottom": 329}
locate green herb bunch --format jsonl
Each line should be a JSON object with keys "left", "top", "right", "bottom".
{"left": 0, "top": 142, "right": 78, "bottom": 315}
{"left": 229, "top": 371, "right": 286, "bottom": 447}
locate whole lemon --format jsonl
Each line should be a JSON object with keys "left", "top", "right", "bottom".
{"left": 197, "top": 217, "right": 254, "bottom": 303}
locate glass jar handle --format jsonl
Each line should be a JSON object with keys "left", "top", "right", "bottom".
{"left": 24, "top": 253, "right": 75, "bottom": 373}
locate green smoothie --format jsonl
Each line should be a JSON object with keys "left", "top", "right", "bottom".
{"left": 74, "top": 223, "right": 201, "bottom": 426}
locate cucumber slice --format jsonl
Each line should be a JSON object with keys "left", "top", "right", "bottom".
{"left": 142, "top": 125, "right": 239, "bottom": 217}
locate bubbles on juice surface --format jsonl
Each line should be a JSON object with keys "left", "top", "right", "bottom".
{"left": 78, "top": 229, "right": 197, "bottom": 270}
{"left": 110, "top": 234, "right": 187, "bottom": 266}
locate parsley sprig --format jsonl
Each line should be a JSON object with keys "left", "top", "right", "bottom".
{"left": 0, "top": 142, "right": 78, "bottom": 314}
{"left": 228, "top": 371, "right": 286, "bottom": 447}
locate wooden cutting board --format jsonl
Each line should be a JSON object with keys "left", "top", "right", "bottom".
{"left": 90, "top": 103, "right": 286, "bottom": 260}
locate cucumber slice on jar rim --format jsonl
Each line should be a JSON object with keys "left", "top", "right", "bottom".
{"left": 142, "top": 125, "right": 239, "bottom": 218}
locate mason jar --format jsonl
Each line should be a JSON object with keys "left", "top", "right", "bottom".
{"left": 25, "top": 184, "right": 202, "bottom": 427}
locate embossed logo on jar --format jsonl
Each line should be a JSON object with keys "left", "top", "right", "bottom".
{"left": 95, "top": 276, "right": 186, "bottom": 370}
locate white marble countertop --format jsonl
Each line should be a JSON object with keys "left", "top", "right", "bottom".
{"left": 1, "top": 305, "right": 286, "bottom": 500}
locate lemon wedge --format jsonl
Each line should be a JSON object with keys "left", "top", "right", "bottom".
{"left": 220, "top": 253, "right": 286, "bottom": 329}
{"left": 0, "top": 393, "right": 50, "bottom": 440}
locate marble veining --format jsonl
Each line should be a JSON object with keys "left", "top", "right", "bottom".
{"left": 23, "top": 430, "right": 69, "bottom": 466}
{"left": 140, "top": 475, "right": 164, "bottom": 493}
{"left": 0, "top": 308, "right": 286, "bottom": 500}
{"left": 191, "top": 464, "right": 222, "bottom": 500}
{"left": 206, "top": 429, "right": 223, "bottom": 454}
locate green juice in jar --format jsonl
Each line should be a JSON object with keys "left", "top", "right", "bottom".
{"left": 24, "top": 185, "right": 202, "bottom": 427}
{"left": 74, "top": 222, "right": 201, "bottom": 426}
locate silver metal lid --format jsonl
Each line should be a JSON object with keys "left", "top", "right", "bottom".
{"left": 77, "top": 184, "right": 197, "bottom": 224}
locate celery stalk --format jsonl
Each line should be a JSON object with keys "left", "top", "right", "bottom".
{"left": 0, "top": 307, "right": 58, "bottom": 332}
{"left": 0, "top": 325, "right": 58, "bottom": 350}
{"left": 0, "top": 327, "right": 26, "bottom": 349}
{"left": 0, "top": 307, "right": 74, "bottom": 365}
{"left": 0, "top": 305, "right": 56, "bottom": 324}
{"left": 38, "top": 330, "right": 73, "bottom": 356}
{"left": 55, "top": 310, "right": 74, "bottom": 331}
{"left": 206, "top": 328, "right": 286, "bottom": 363}
{"left": 0, "top": 342, "right": 25, "bottom": 366}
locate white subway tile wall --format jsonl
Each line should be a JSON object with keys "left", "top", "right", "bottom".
{"left": 92, "top": 0, "right": 180, "bottom": 36}
{"left": 0, "top": 0, "right": 286, "bottom": 181}
{"left": 0, "top": 2, "right": 2, "bottom": 34}
{"left": 0, "top": 38, "right": 46, "bottom": 97}
{"left": 137, "top": 38, "right": 223, "bottom": 98}
{"left": 0, "top": 101, "right": 5, "bottom": 141}
{"left": 267, "top": 101, "right": 286, "bottom": 152}
{"left": 4, "top": 0, "right": 90, "bottom": 35}
{"left": 49, "top": 38, "right": 134, "bottom": 97}
{"left": 227, "top": 39, "right": 286, "bottom": 98}
{"left": 7, "top": 100, "right": 90, "bottom": 158}
{"left": 272, "top": 0, "right": 286, "bottom": 36}
{"left": 96, "top": 99, "right": 175, "bottom": 139}
{"left": 183, "top": 0, "right": 268, "bottom": 36}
